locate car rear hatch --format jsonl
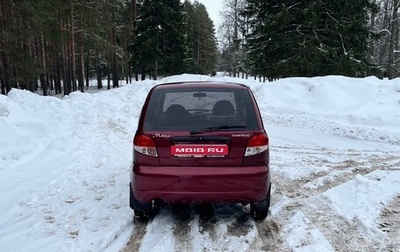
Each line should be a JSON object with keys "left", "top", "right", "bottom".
{"left": 136, "top": 83, "right": 268, "bottom": 166}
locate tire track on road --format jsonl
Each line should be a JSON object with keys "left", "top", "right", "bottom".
{"left": 171, "top": 204, "right": 193, "bottom": 252}
{"left": 121, "top": 219, "right": 148, "bottom": 252}
{"left": 273, "top": 145, "right": 400, "bottom": 198}
{"left": 378, "top": 194, "right": 400, "bottom": 252}
{"left": 269, "top": 144, "right": 400, "bottom": 251}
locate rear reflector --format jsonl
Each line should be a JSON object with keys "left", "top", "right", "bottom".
{"left": 133, "top": 135, "right": 158, "bottom": 157}
{"left": 245, "top": 133, "right": 269, "bottom": 156}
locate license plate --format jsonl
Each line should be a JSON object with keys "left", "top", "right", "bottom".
{"left": 171, "top": 144, "right": 228, "bottom": 157}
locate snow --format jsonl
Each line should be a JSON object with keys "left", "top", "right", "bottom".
{"left": 323, "top": 170, "right": 400, "bottom": 235}
{"left": 0, "top": 74, "right": 399, "bottom": 251}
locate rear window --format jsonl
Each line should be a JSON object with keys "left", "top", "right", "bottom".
{"left": 143, "top": 86, "right": 259, "bottom": 131}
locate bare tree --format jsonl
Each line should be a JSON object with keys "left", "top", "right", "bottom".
{"left": 371, "top": 0, "right": 400, "bottom": 78}
{"left": 218, "top": 0, "right": 246, "bottom": 77}
{"left": 388, "top": 0, "right": 400, "bottom": 78}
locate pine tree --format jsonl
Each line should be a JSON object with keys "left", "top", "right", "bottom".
{"left": 159, "top": 0, "right": 188, "bottom": 75}
{"left": 130, "top": 0, "right": 187, "bottom": 79}
{"left": 182, "top": 0, "right": 198, "bottom": 73}
{"left": 243, "top": 0, "right": 378, "bottom": 78}
{"left": 190, "top": 1, "right": 218, "bottom": 75}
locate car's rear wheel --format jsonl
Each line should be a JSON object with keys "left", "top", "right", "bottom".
{"left": 129, "top": 184, "right": 152, "bottom": 221}
{"left": 250, "top": 183, "right": 271, "bottom": 221}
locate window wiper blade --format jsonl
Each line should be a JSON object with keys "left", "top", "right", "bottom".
{"left": 190, "top": 125, "right": 246, "bottom": 134}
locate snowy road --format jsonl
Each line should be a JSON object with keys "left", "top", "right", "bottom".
{"left": 1, "top": 74, "right": 399, "bottom": 252}
{"left": 122, "top": 125, "right": 400, "bottom": 252}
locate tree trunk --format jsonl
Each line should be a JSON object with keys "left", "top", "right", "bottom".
{"left": 112, "top": 29, "right": 119, "bottom": 88}
{"left": 77, "top": 13, "right": 84, "bottom": 92}
{"left": 70, "top": 0, "right": 77, "bottom": 91}
{"left": 388, "top": 0, "right": 399, "bottom": 79}
{"left": 110, "top": 5, "right": 119, "bottom": 88}
{"left": 0, "top": 0, "right": 11, "bottom": 94}
{"left": 85, "top": 48, "right": 90, "bottom": 88}
{"left": 2, "top": 55, "right": 11, "bottom": 94}
{"left": 141, "top": 65, "right": 145, "bottom": 81}
{"left": 54, "top": 57, "right": 62, "bottom": 94}
{"left": 132, "top": 0, "right": 138, "bottom": 81}
{"left": 233, "top": 0, "right": 239, "bottom": 77}
{"left": 107, "top": 56, "right": 111, "bottom": 90}
{"left": 96, "top": 49, "right": 103, "bottom": 89}
{"left": 154, "top": 59, "right": 158, "bottom": 80}
{"left": 60, "top": 11, "right": 71, "bottom": 96}
{"left": 38, "top": 35, "right": 48, "bottom": 96}
{"left": 112, "top": 52, "right": 119, "bottom": 87}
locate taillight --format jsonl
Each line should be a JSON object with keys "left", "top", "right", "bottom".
{"left": 245, "top": 133, "right": 269, "bottom": 157}
{"left": 133, "top": 135, "right": 158, "bottom": 157}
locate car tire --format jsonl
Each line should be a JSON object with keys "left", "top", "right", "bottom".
{"left": 250, "top": 183, "right": 271, "bottom": 221}
{"left": 129, "top": 183, "right": 152, "bottom": 221}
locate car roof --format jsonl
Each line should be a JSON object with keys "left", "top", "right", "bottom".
{"left": 152, "top": 81, "right": 250, "bottom": 90}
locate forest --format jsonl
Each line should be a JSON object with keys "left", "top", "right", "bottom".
{"left": 1, "top": 0, "right": 400, "bottom": 96}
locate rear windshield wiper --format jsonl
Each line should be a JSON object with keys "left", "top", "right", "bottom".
{"left": 190, "top": 125, "right": 246, "bottom": 134}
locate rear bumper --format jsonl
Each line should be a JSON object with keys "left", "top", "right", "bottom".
{"left": 131, "top": 164, "right": 270, "bottom": 204}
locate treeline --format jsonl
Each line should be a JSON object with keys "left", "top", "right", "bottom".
{"left": 243, "top": 0, "right": 377, "bottom": 79}
{"left": 2, "top": 0, "right": 400, "bottom": 96}
{"left": 0, "top": 0, "right": 218, "bottom": 95}
{"left": 131, "top": 1, "right": 218, "bottom": 78}
{"left": 219, "top": 0, "right": 400, "bottom": 80}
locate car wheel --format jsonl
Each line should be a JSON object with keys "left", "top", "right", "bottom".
{"left": 250, "top": 183, "right": 271, "bottom": 221}
{"left": 129, "top": 184, "right": 152, "bottom": 221}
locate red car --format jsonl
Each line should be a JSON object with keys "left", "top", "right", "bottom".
{"left": 130, "top": 81, "right": 271, "bottom": 221}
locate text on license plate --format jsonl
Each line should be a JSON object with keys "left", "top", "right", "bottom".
{"left": 171, "top": 144, "right": 228, "bottom": 157}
